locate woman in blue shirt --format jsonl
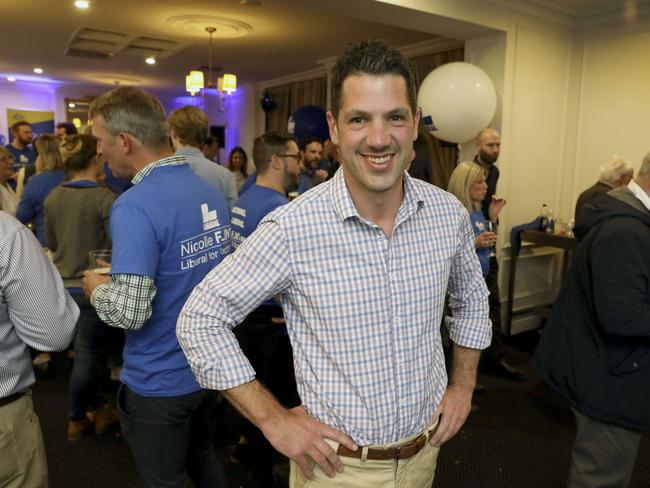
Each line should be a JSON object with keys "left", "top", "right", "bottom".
{"left": 16, "top": 134, "right": 65, "bottom": 246}
{"left": 447, "top": 161, "right": 505, "bottom": 275}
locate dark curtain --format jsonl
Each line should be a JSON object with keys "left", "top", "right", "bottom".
{"left": 265, "top": 77, "right": 327, "bottom": 132}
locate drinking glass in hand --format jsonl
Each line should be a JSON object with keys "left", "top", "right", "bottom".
{"left": 89, "top": 250, "right": 112, "bottom": 276}
{"left": 486, "top": 221, "right": 497, "bottom": 258}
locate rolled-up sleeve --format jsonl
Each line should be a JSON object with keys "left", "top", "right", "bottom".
{"left": 177, "top": 219, "right": 293, "bottom": 390}
{"left": 446, "top": 208, "right": 492, "bottom": 349}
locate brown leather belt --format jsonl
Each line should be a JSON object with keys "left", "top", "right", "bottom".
{"left": 337, "top": 427, "right": 435, "bottom": 461}
{"left": 0, "top": 391, "right": 26, "bottom": 408}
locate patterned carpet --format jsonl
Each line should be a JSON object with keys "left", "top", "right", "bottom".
{"left": 32, "top": 332, "right": 649, "bottom": 488}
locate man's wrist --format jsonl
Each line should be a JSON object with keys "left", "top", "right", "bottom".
{"left": 90, "top": 283, "right": 109, "bottom": 307}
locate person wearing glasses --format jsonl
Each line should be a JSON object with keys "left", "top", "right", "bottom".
{"left": 228, "top": 131, "right": 301, "bottom": 485}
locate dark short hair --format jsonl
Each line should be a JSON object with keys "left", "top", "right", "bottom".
{"left": 56, "top": 122, "right": 78, "bottom": 136}
{"left": 252, "top": 132, "right": 297, "bottom": 175}
{"left": 204, "top": 135, "right": 219, "bottom": 147}
{"left": 11, "top": 121, "right": 31, "bottom": 133}
{"left": 168, "top": 105, "right": 209, "bottom": 149}
{"left": 330, "top": 39, "right": 416, "bottom": 119}
{"left": 89, "top": 86, "right": 169, "bottom": 150}
{"left": 60, "top": 134, "right": 97, "bottom": 177}
{"left": 299, "top": 136, "right": 323, "bottom": 152}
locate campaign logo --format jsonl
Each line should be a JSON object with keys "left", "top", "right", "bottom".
{"left": 201, "top": 203, "right": 219, "bottom": 231}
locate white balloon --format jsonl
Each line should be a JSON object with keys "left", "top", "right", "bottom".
{"left": 417, "top": 62, "right": 497, "bottom": 144}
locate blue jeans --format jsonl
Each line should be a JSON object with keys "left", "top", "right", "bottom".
{"left": 68, "top": 294, "right": 123, "bottom": 421}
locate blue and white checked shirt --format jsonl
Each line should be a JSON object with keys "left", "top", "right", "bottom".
{"left": 177, "top": 169, "right": 491, "bottom": 445}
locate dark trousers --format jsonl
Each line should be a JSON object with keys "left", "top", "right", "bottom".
{"left": 568, "top": 408, "right": 641, "bottom": 488}
{"left": 117, "top": 385, "right": 227, "bottom": 488}
{"left": 234, "top": 308, "right": 299, "bottom": 477}
{"left": 68, "top": 294, "right": 124, "bottom": 421}
{"left": 484, "top": 256, "right": 505, "bottom": 361}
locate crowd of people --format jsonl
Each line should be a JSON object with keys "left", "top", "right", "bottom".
{"left": 0, "top": 38, "right": 648, "bottom": 488}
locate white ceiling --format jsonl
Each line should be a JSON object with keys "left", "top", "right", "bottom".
{"left": 1, "top": 0, "right": 647, "bottom": 98}
{"left": 0, "top": 0, "right": 434, "bottom": 96}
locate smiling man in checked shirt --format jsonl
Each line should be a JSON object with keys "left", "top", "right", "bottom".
{"left": 177, "top": 39, "right": 492, "bottom": 487}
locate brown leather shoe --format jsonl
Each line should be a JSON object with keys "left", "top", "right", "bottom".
{"left": 68, "top": 417, "right": 93, "bottom": 441}
{"left": 89, "top": 405, "right": 120, "bottom": 435}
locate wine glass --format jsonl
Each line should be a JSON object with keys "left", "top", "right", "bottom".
{"left": 486, "top": 221, "right": 497, "bottom": 258}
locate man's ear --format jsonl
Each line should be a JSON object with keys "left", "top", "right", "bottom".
{"left": 412, "top": 106, "right": 421, "bottom": 142}
{"left": 118, "top": 132, "right": 133, "bottom": 155}
{"left": 326, "top": 111, "right": 339, "bottom": 146}
{"left": 269, "top": 154, "right": 282, "bottom": 171}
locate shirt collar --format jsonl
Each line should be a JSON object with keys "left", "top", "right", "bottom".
{"left": 174, "top": 146, "right": 204, "bottom": 158}
{"left": 598, "top": 180, "right": 616, "bottom": 189}
{"left": 131, "top": 154, "right": 187, "bottom": 185}
{"left": 329, "top": 167, "right": 425, "bottom": 223}
{"left": 627, "top": 180, "right": 650, "bottom": 212}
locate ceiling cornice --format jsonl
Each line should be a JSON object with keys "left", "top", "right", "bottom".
{"left": 488, "top": 0, "right": 650, "bottom": 29}
{"left": 487, "top": 0, "right": 576, "bottom": 27}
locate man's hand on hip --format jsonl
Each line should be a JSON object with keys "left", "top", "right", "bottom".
{"left": 223, "top": 380, "right": 357, "bottom": 481}
{"left": 262, "top": 405, "right": 357, "bottom": 480}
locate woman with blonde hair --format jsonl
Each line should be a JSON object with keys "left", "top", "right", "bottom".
{"left": 16, "top": 134, "right": 65, "bottom": 246}
{"left": 448, "top": 161, "right": 504, "bottom": 276}
{"left": 448, "top": 161, "right": 520, "bottom": 381}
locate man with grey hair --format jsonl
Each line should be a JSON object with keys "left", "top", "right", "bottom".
{"left": 535, "top": 153, "right": 650, "bottom": 488}
{"left": 82, "top": 86, "right": 230, "bottom": 487}
{"left": 574, "top": 155, "right": 634, "bottom": 219}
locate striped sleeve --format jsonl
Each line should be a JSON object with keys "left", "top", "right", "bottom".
{"left": 0, "top": 225, "right": 78, "bottom": 351}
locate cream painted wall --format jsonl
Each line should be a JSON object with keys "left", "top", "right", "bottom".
{"left": 503, "top": 24, "right": 574, "bottom": 225}
{"left": 572, "top": 30, "right": 650, "bottom": 198}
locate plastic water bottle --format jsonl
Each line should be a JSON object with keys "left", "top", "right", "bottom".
{"left": 546, "top": 209, "right": 555, "bottom": 234}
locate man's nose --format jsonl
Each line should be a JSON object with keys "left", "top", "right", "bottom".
{"left": 366, "top": 120, "right": 391, "bottom": 149}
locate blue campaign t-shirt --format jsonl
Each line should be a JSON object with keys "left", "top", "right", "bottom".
{"left": 470, "top": 209, "right": 490, "bottom": 276}
{"left": 231, "top": 184, "right": 289, "bottom": 310}
{"left": 110, "top": 163, "right": 232, "bottom": 396}
{"left": 103, "top": 162, "right": 132, "bottom": 195}
{"left": 231, "top": 183, "right": 289, "bottom": 249}
{"left": 5, "top": 144, "right": 36, "bottom": 167}
{"left": 238, "top": 171, "right": 257, "bottom": 196}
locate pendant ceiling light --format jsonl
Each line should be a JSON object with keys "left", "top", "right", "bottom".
{"left": 185, "top": 26, "right": 237, "bottom": 102}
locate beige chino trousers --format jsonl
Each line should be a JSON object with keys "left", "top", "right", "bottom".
{"left": 290, "top": 423, "right": 440, "bottom": 488}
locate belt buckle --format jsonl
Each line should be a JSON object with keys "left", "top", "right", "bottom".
{"left": 395, "top": 437, "right": 418, "bottom": 460}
